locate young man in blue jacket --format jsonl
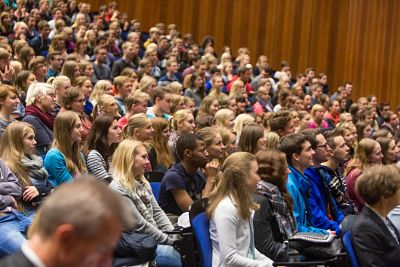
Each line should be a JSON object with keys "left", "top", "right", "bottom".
{"left": 303, "top": 130, "right": 345, "bottom": 234}
{"left": 278, "top": 133, "right": 331, "bottom": 234}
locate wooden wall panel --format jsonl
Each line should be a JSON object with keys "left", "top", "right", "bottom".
{"left": 84, "top": 0, "right": 400, "bottom": 108}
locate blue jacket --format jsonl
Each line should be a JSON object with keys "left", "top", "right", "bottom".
{"left": 304, "top": 166, "right": 344, "bottom": 234}
{"left": 286, "top": 166, "right": 328, "bottom": 234}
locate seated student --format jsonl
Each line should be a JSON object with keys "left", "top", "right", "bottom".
{"left": 109, "top": 140, "right": 182, "bottom": 267}
{"left": 207, "top": 152, "right": 274, "bottom": 267}
{"left": 114, "top": 76, "right": 133, "bottom": 117}
{"left": 278, "top": 133, "right": 331, "bottom": 234}
{"left": 168, "top": 109, "right": 196, "bottom": 159}
{"left": 238, "top": 123, "right": 267, "bottom": 155}
{"left": 44, "top": 111, "right": 86, "bottom": 187}
{"left": 92, "top": 94, "right": 120, "bottom": 120}
{"left": 352, "top": 165, "right": 400, "bottom": 267}
{"left": 158, "top": 59, "right": 180, "bottom": 86}
{"left": 123, "top": 113, "right": 154, "bottom": 143}
{"left": 85, "top": 115, "right": 121, "bottom": 184}
{"left": 22, "top": 83, "right": 55, "bottom": 157}
{"left": 0, "top": 121, "right": 53, "bottom": 217}
{"left": 321, "top": 130, "right": 357, "bottom": 215}
{"left": 118, "top": 91, "right": 149, "bottom": 128}
{"left": 149, "top": 118, "right": 173, "bottom": 173}
{"left": 345, "top": 138, "right": 383, "bottom": 211}
{"left": 0, "top": 178, "right": 135, "bottom": 267}
{"left": 158, "top": 133, "right": 218, "bottom": 219}
{"left": 0, "top": 84, "right": 20, "bottom": 137}
{"left": 0, "top": 158, "right": 32, "bottom": 257}
{"left": 303, "top": 130, "right": 344, "bottom": 234}
{"left": 253, "top": 150, "right": 300, "bottom": 262}
{"left": 269, "top": 111, "right": 295, "bottom": 138}
{"left": 60, "top": 87, "right": 92, "bottom": 142}
{"left": 196, "top": 126, "right": 226, "bottom": 165}
{"left": 146, "top": 87, "right": 172, "bottom": 120}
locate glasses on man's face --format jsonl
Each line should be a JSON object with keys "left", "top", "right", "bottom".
{"left": 317, "top": 143, "right": 329, "bottom": 149}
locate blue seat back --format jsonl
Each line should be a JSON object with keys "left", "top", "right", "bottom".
{"left": 150, "top": 182, "right": 161, "bottom": 201}
{"left": 191, "top": 212, "right": 212, "bottom": 267}
{"left": 343, "top": 232, "right": 360, "bottom": 267}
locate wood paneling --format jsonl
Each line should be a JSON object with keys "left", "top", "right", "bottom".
{"left": 85, "top": 0, "right": 400, "bottom": 108}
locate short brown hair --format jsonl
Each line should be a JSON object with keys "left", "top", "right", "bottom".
{"left": 269, "top": 111, "right": 292, "bottom": 133}
{"left": 356, "top": 164, "right": 400, "bottom": 205}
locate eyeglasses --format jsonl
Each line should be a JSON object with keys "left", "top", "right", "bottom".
{"left": 317, "top": 143, "right": 329, "bottom": 149}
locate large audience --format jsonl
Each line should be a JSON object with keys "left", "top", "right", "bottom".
{"left": 0, "top": 0, "right": 400, "bottom": 266}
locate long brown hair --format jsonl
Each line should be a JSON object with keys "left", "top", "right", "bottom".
{"left": 207, "top": 152, "right": 259, "bottom": 220}
{"left": 150, "top": 118, "right": 173, "bottom": 168}
{"left": 0, "top": 121, "right": 34, "bottom": 187}
{"left": 345, "top": 138, "right": 379, "bottom": 175}
{"left": 256, "top": 149, "right": 293, "bottom": 211}
{"left": 52, "top": 111, "right": 86, "bottom": 174}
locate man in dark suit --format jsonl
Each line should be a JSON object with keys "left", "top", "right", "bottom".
{"left": 0, "top": 178, "right": 135, "bottom": 267}
{"left": 351, "top": 165, "right": 400, "bottom": 267}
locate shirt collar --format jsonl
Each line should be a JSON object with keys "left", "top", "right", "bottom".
{"left": 21, "top": 242, "right": 47, "bottom": 267}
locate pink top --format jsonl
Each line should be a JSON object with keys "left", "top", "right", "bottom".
{"left": 308, "top": 120, "right": 329, "bottom": 129}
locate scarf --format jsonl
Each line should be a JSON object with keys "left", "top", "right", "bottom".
{"left": 128, "top": 178, "right": 157, "bottom": 227}
{"left": 21, "top": 154, "right": 48, "bottom": 182}
{"left": 256, "top": 180, "right": 297, "bottom": 238}
{"left": 25, "top": 105, "right": 54, "bottom": 130}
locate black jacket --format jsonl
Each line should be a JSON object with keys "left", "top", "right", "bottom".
{"left": 352, "top": 206, "right": 400, "bottom": 267}
{"left": 0, "top": 250, "right": 35, "bottom": 267}
{"left": 253, "top": 193, "right": 292, "bottom": 261}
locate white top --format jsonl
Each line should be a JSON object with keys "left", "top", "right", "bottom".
{"left": 209, "top": 196, "right": 274, "bottom": 267}
{"left": 21, "top": 242, "right": 47, "bottom": 267}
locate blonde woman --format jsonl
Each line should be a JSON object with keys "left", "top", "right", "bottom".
{"left": 0, "top": 121, "right": 52, "bottom": 214}
{"left": 229, "top": 80, "right": 245, "bottom": 98}
{"left": 123, "top": 113, "right": 154, "bottom": 142}
{"left": 109, "top": 140, "right": 182, "bottom": 267}
{"left": 234, "top": 113, "right": 255, "bottom": 144}
{"left": 309, "top": 104, "right": 329, "bottom": 129}
{"left": 215, "top": 108, "right": 235, "bottom": 130}
{"left": 92, "top": 94, "right": 120, "bottom": 120}
{"left": 197, "top": 95, "right": 219, "bottom": 117}
{"left": 139, "top": 75, "right": 157, "bottom": 99}
{"left": 168, "top": 109, "right": 195, "bottom": 153}
{"left": 345, "top": 138, "right": 383, "bottom": 211}
{"left": 44, "top": 111, "right": 86, "bottom": 187}
{"left": 207, "top": 152, "right": 274, "bottom": 267}
{"left": 196, "top": 127, "right": 226, "bottom": 164}
{"left": 89, "top": 80, "right": 113, "bottom": 106}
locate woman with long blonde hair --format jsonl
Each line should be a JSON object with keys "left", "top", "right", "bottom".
{"left": 197, "top": 95, "right": 219, "bottom": 117}
{"left": 44, "top": 111, "right": 86, "bottom": 187}
{"left": 109, "top": 139, "right": 182, "bottom": 267}
{"left": 89, "top": 80, "right": 113, "bottom": 106}
{"left": 149, "top": 118, "right": 172, "bottom": 173}
{"left": 345, "top": 138, "right": 383, "bottom": 211}
{"left": 215, "top": 108, "right": 235, "bottom": 130}
{"left": 0, "top": 121, "right": 52, "bottom": 214}
{"left": 207, "top": 152, "right": 274, "bottom": 267}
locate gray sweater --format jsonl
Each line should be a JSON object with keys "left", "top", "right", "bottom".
{"left": 109, "top": 179, "right": 174, "bottom": 245}
{"left": 0, "top": 159, "right": 22, "bottom": 212}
